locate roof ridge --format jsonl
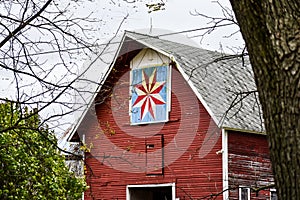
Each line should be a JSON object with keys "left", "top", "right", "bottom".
{"left": 124, "top": 30, "right": 209, "bottom": 51}
{"left": 125, "top": 30, "right": 159, "bottom": 39}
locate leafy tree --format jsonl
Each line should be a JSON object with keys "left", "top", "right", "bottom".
{"left": 0, "top": 102, "right": 86, "bottom": 199}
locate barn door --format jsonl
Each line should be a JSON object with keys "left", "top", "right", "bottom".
{"left": 145, "top": 134, "right": 164, "bottom": 175}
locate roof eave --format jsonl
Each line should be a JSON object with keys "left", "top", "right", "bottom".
{"left": 222, "top": 126, "right": 266, "bottom": 135}
{"left": 67, "top": 33, "right": 127, "bottom": 142}
{"left": 172, "top": 59, "right": 219, "bottom": 126}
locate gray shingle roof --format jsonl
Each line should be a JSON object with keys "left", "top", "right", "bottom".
{"left": 125, "top": 31, "right": 264, "bottom": 133}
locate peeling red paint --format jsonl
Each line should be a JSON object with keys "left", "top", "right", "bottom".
{"left": 228, "top": 131, "right": 274, "bottom": 199}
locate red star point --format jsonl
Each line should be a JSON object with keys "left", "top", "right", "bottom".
{"left": 132, "top": 68, "right": 166, "bottom": 120}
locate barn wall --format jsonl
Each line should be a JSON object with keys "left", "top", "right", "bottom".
{"left": 227, "top": 130, "right": 275, "bottom": 199}
{"left": 81, "top": 59, "right": 223, "bottom": 199}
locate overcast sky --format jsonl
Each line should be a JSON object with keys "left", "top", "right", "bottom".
{"left": 84, "top": 0, "right": 244, "bottom": 52}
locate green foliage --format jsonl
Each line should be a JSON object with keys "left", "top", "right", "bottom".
{"left": 0, "top": 102, "right": 86, "bottom": 199}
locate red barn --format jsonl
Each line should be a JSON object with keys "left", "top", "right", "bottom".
{"left": 67, "top": 31, "right": 276, "bottom": 200}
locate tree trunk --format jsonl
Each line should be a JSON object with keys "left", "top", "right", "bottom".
{"left": 229, "top": 0, "right": 300, "bottom": 199}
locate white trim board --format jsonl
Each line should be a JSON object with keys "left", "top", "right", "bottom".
{"left": 126, "top": 183, "right": 176, "bottom": 200}
{"left": 222, "top": 129, "right": 229, "bottom": 200}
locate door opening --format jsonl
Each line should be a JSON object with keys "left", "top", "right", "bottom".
{"left": 127, "top": 183, "right": 175, "bottom": 200}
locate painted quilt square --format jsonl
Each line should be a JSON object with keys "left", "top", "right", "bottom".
{"left": 130, "top": 66, "right": 169, "bottom": 124}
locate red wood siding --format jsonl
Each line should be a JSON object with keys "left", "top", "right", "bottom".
{"left": 81, "top": 64, "right": 223, "bottom": 199}
{"left": 228, "top": 130, "right": 275, "bottom": 199}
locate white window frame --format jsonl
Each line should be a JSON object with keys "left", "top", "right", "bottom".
{"left": 239, "top": 186, "right": 250, "bottom": 200}
{"left": 270, "top": 188, "right": 277, "bottom": 200}
{"left": 126, "top": 182, "right": 176, "bottom": 200}
{"left": 129, "top": 65, "right": 171, "bottom": 125}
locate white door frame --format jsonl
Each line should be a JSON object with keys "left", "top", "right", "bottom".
{"left": 126, "top": 182, "right": 176, "bottom": 200}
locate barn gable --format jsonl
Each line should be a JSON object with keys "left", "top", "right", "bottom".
{"left": 68, "top": 31, "right": 263, "bottom": 143}
{"left": 65, "top": 31, "right": 275, "bottom": 200}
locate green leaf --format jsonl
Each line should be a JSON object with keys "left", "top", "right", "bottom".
{"left": 0, "top": 103, "right": 86, "bottom": 199}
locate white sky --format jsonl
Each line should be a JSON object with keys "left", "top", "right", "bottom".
{"left": 83, "top": 0, "right": 244, "bottom": 52}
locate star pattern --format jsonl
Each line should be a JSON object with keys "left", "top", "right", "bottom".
{"left": 132, "top": 68, "right": 166, "bottom": 120}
